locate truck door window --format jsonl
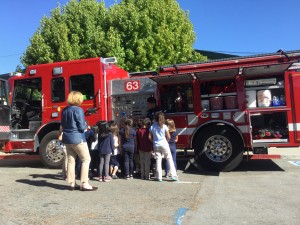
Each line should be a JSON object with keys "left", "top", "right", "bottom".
{"left": 160, "top": 84, "right": 194, "bottom": 113}
{"left": 52, "top": 78, "right": 65, "bottom": 102}
{"left": 0, "top": 80, "right": 7, "bottom": 105}
{"left": 12, "top": 78, "right": 42, "bottom": 129}
{"left": 70, "top": 74, "right": 94, "bottom": 100}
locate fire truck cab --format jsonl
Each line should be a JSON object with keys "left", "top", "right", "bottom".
{"left": 112, "top": 50, "right": 300, "bottom": 171}
{"left": 0, "top": 57, "right": 128, "bottom": 168}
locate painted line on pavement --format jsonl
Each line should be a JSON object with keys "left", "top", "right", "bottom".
{"left": 174, "top": 208, "right": 189, "bottom": 225}
{"left": 288, "top": 161, "right": 300, "bottom": 166}
{"left": 175, "top": 181, "right": 201, "bottom": 184}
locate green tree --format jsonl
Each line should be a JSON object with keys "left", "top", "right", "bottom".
{"left": 21, "top": 0, "right": 206, "bottom": 72}
{"left": 21, "top": 0, "right": 108, "bottom": 66}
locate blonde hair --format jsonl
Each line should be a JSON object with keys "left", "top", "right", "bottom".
{"left": 110, "top": 124, "right": 119, "bottom": 136}
{"left": 155, "top": 112, "right": 165, "bottom": 128}
{"left": 67, "top": 91, "right": 83, "bottom": 106}
{"left": 166, "top": 119, "right": 176, "bottom": 132}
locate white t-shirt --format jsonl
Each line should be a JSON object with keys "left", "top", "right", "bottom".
{"left": 113, "top": 135, "right": 120, "bottom": 155}
{"left": 149, "top": 122, "right": 169, "bottom": 148}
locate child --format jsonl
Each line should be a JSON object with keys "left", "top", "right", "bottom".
{"left": 119, "top": 119, "right": 136, "bottom": 179}
{"left": 87, "top": 125, "right": 99, "bottom": 179}
{"left": 165, "top": 119, "right": 178, "bottom": 177}
{"left": 58, "top": 126, "right": 67, "bottom": 180}
{"left": 136, "top": 118, "right": 152, "bottom": 180}
{"left": 110, "top": 124, "right": 121, "bottom": 179}
{"left": 98, "top": 121, "right": 114, "bottom": 182}
{"left": 149, "top": 112, "right": 178, "bottom": 182}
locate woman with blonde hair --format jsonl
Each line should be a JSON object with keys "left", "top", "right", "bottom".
{"left": 149, "top": 112, "right": 178, "bottom": 182}
{"left": 61, "top": 91, "right": 97, "bottom": 191}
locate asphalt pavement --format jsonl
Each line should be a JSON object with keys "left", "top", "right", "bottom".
{"left": 0, "top": 148, "right": 299, "bottom": 225}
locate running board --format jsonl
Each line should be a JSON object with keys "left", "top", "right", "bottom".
{"left": 10, "top": 149, "right": 34, "bottom": 153}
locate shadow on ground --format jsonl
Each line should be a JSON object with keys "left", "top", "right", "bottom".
{"left": 0, "top": 159, "right": 44, "bottom": 168}
{"left": 15, "top": 179, "right": 69, "bottom": 190}
{"left": 177, "top": 157, "right": 285, "bottom": 177}
{"left": 233, "top": 159, "right": 285, "bottom": 172}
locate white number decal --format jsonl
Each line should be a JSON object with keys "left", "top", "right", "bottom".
{"left": 125, "top": 81, "right": 139, "bottom": 91}
{"left": 132, "top": 81, "right": 139, "bottom": 90}
{"left": 126, "top": 82, "right": 133, "bottom": 91}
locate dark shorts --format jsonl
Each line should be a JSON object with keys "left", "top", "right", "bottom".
{"left": 110, "top": 154, "right": 121, "bottom": 167}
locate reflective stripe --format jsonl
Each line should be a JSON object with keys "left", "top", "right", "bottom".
{"left": 0, "top": 126, "right": 10, "bottom": 132}
{"left": 177, "top": 128, "right": 196, "bottom": 136}
{"left": 288, "top": 123, "right": 300, "bottom": 132}
{"left": 237, "top": 125, "right": 249, "bottom": 134}
{"left": 187, "top": 114, "right": 198, "bottom": 125}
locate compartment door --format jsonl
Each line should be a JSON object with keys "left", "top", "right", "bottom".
{"left": 0, "top": 79, "right": 10, "bottom": 140}
{"left": 290, "top": 73, "right": 300, "bottom": 142}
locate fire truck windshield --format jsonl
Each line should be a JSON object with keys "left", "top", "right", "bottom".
{"left": 12, "top": 78, "right": 42, "bottom": 129}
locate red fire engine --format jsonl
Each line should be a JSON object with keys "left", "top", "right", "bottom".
{"left": 1, "top": 50, "right": 300, "bottom": 171}
{"left": 0, "top": 57, "right": 128, "bottom": 168}
{"left": 109, "top": 50, "right": 300, "bottom": 171}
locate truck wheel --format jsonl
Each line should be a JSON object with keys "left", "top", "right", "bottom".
{"left": 39, "top": 130, "right": 64, "bottom": 169}
{"left": 193, "top": 125, "right": 244, "bottom": 172}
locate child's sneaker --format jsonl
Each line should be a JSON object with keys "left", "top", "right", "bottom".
{"left": 125, "top": 175, "right": 130, "bottom": 180}
{"left": 104, "top": 176, "right": 112, "bottom": 182}
{"left": 112, "top": 175, "right": 118, "bottom": 179}
{"left": 171, "top": 176, "right": 178, "bottom": 181}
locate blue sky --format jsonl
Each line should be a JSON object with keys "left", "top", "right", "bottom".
{"left": 0, "top": 0, "right": 299, "bottom": 74}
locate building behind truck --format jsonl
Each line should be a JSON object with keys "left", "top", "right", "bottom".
{"left": 1, "top": 50, "right": 300, "bottom": 171}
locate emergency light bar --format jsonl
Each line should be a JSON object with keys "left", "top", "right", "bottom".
{"left": 53, "top": 67, "right": 63, "bottom": 76}
{"left": 29, "top": 69, "right": 36, "bottom": 75}
{"left": 101, "top": 57, "right": 117, "bottom": 65}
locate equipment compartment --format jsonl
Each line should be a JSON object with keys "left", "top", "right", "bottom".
{"left": 200, "top": 79, "right": 237, "bottom": 111}
{"left": 245, "top": 75, "right": 286, "bottom": 109}
{"left": 250, "top": 112, "right": 289, "bottom": 143}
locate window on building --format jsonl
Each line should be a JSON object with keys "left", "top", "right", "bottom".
{"left": 52, "top": 78, "right": 65, "bottom": 102}
{"left": 70, "top": 74, "right": 94, "bottom": 100}
{"left": 160, "top": 83, "right": 194, "bottom": 113}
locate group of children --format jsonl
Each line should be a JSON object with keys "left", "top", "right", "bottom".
{"left": 62, "top": 113, "right": 179, "bottom": 182}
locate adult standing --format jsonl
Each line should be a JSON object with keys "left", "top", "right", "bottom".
{"left": 146, "top": 96, "right": 160, "bottom": 121}
{"left": 149, "top": 112, "right": 178, "bottom": 182}
{"left": 61, "top": 91, "right": 97, "bottom": 191}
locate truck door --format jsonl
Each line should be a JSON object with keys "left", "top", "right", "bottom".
{"left": 289, "top": 71, "right": 300, "bottom": 142}
{"left": 0, "top": 78, "right": 10, "bottom": 140}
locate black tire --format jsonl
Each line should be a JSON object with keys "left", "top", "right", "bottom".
{"left": 39, "top": 130, "right": 64, "bottom": 169}
{"left": 193, "top": 125, "right": 244, "bottom": 172}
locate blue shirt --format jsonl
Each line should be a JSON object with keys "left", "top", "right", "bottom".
{"left": 119, "top": 128, "right": 136, "bottom": 153}
{"left": 98, "top": 133, "right": 114, "bottom": 155}
{"left": 149, "top": 122, "right": 169, "bottom": 148}
{"left": 169, "top": 131, "right": 178, "bottom": 144}
{"left": 61, "top": 106, "right": 87, "bottom": 144}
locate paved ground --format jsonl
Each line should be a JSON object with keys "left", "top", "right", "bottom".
{"left": 0, "top": 148, "right": 299, "bottom": 225}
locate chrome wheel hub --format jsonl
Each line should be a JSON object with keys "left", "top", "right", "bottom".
{"left": 45, "top": 139, "right": 64, "bottom": 163}
{"left": 204, "top": 135, "right": 232, "bottom": 162}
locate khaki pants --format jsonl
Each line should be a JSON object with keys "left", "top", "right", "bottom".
{"left": 65, "top": 142, "right": 91, "bottom": 184}
{"left": 139, "top": 151, "right": 152, "bottom": 179}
